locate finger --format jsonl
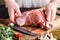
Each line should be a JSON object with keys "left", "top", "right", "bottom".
{"left": 15, "top": 8, "right": 22, "bottom": 17}
{"left": 15, "top": 13, "right": 19, "bottom": 18}
{"left": 51, "top": 9, "right": 56, "bottom": 22}
{"left": 45, "top": 7, "right": 52, "bottom": 22}
{"left": 8, "top": 9, "right": 15, "bottom": 23}
{"left": 45, "top": 22, "right": 53, "bottom": 29}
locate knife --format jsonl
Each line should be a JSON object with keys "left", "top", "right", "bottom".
{"left": 11, "top": 24, "right": 38, "bottom": 36}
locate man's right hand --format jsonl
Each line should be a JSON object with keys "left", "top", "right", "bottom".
{"left": 5, "top": 0, "right": 22, "bottom": 23}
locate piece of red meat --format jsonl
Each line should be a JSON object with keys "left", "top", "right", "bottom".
{"left": 16, "top": 8, "right": 53, "bottom": 29}
{"left": 25, "top": 9, "right": 46, "bottom": 26}
{"left": 16, "top": 8, "right": 46, "bottom": 27}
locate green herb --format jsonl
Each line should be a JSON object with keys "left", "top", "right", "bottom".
{"left": 0, "top": 23, "right": 14, "bottom": 40}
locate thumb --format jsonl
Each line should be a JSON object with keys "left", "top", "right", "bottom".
{"left": 15, "top": 8, "right": 22, "bottom": 17}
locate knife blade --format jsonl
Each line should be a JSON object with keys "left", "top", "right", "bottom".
{"left": 11, "top": 24, "right": 38, "bottom": 36}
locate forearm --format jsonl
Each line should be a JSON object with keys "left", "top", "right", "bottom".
{"left": 4, "top": 0, "right": 15, "bottom": 3}
{"left": 46, "top": 0, "right": 60, "bottom": 22}
{"left": 50, "top": 0, "right": 60, "bottom": 5}
{"left": 51, "top": 0, "right": 60, "bottom": 22}
{"left": 4, "top": 0, "right": 16, "bottom": 5}
{"left": 4, "top": 0, "right": 16, "bottom": 7}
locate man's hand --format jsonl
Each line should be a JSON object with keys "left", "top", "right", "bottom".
{"left": 44, "top": 2, "right": 58, "bottom": 29}
{"left": 5, "top": 0, "right": 22, "bottom": 23}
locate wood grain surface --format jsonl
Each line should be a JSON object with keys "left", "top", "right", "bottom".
{"left": 0, "top": 18, "right": 47, "bottom": 40}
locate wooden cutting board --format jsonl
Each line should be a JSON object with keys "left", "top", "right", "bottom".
{"left": 6, "top": 19, "right": 47, "bottom": 33}
{"left": 1, "top": 18, "right": 60, "bottom": 40}
{"left": 7, "top": 16, "right": 60, "bottom": 40}
{"left": 0, "top": 18, "right": 47, "bottom": 40}
{"left": 0, "top": 19, "right": 60, "bottom": 40}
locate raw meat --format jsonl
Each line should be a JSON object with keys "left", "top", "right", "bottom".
{"left": 16, "top": 8, "right": 52, "bottom": 29}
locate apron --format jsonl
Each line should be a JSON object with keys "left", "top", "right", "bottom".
{"left": 15, "top": 0, "right": 50, "bottom": 8}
